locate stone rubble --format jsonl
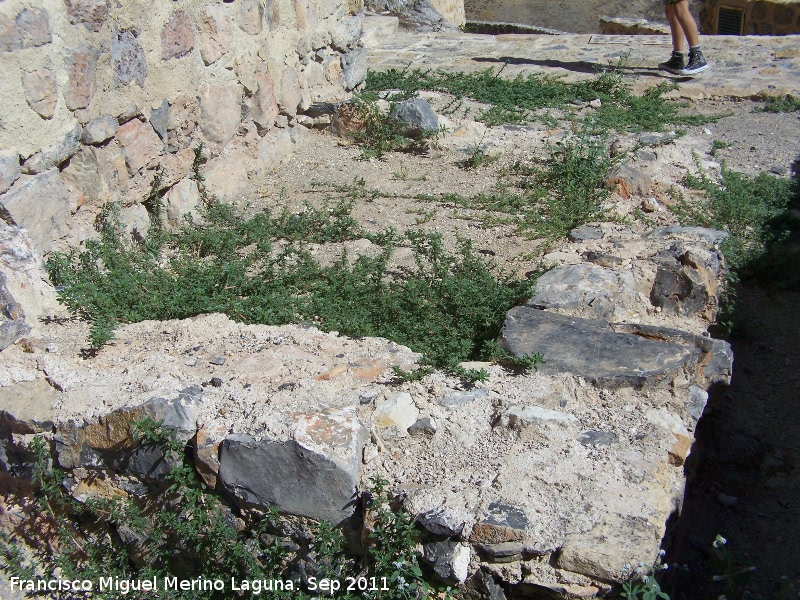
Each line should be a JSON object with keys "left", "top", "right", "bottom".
{"left": 5, "top": 8, "right": 800, "bottom": 597}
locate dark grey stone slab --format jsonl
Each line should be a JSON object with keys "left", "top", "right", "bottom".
{"left": 219, "top": 436, "right": 356, "bottom": 524}
{"left": 499, "top": 307, "right": 700, "bottom": 387}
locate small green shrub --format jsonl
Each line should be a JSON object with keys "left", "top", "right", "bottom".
{"left": 47, "top": 184, "right": 532, "bottom": 371}
{"left": 365, "top": 64, "right": 719, "bottom": 132}
{"left": 755, "top": 93, "right": 800, "bottom": 113}
{"left": 345, "top": 94, "right": 436, "bottom": 159}
{"left": 673, "top": 161, "right": 800, "bottom": 288}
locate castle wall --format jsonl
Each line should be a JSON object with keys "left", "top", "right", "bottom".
{"left": 0, "top": 0, "right": 365, "bottom": 252}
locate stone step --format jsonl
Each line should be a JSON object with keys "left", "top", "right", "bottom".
{"left": 362, "top": 15, "right": 400, "bottom": 48}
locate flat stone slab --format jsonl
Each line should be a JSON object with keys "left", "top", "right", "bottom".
{"left": 499, "top": 307, "right": 699, "bottom": 387}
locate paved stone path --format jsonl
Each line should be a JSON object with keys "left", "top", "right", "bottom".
{"left": 365, "top": 17, "right": 800, "bottom": 99}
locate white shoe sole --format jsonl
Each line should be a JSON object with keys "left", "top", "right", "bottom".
{"left": 680, "top": 64, "right": 709, "bottom": 75}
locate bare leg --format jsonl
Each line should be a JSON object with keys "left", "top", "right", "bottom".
{"left": 673, "top": 0, "right": 701, "bottom": 48}
{"left": 665, "top": 3, "right": 685, "bottom": 52}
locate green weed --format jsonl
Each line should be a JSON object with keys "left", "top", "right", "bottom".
{"left": 365, "top": 65, "right": 717, "bottom": 132}
{"left": 672, "top": 161, "right": 800, "bottom": 288}
{"left": 47, "top": 177, "right": 532, "bottom": 371}
{"left": 755, "top": 93, "right": 800, "bottom": 113}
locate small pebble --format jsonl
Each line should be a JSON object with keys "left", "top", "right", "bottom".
{"left": 185, "top": 358, "right": 197, "bottom": 367}
{"left": 210, "top": 356, "right": 226, "bottom": 366}
{"left": 209, "top": 377, "right": 223, "bottom": 388}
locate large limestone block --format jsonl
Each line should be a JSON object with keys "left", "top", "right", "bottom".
{"left": 161, "top": 10, "right": 195, "bottom": 60}
{"left": 557, "top": 518, "right": 661, "bottom": 581}
{"left": 341, "top": 46, "right": 367, "bottom": 90}
{"left": 54, "top": 387, "right": 202, "bottom": 472}
{"left": 499, "top": 307, "right": 701, "bottom": 388}
{"left": 332, "top": 14, "right": 364, "bottom": 50}
{"left": 198, "top": 84, "right": 243, "bottom": 147}
{"left": 117, "top": 119, "right": 163, "bottom": 175}
{"left": 0, "top": 171, "right": 71, "bottom": 253}
{"left": 198, "top": 3, "right": 232, "bottom": 65}
{"left": 165, "top": 177, "right": 201, "bottom": 226}
{"left": 22, "top": 69, "right": 57, "bottom": 119}
{"left": 0, "top": 225, "right": 60, "bottom": 335}
{"left": 63, "top": 0, "right": 109, "bottom": 32}
{"left": 527, "top": 263, "right": 639, "bottom": 321}
{"left": 238, "top": 0, "right": 264, "bottom": 34}
{"left": 219, "top": 409, "right": 368, "bottom": 523}
{"left": 21, "top": 123, "right": 82, "bottom": 175}
{"left": 65, "top": 46, "right": 100, "bottom": 110}
{"left": 0, "top": 151, "right": 20, "bottom": 194}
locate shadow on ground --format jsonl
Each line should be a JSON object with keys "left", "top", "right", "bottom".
{"left": 665, "top": 286, "right": 800, "bottom": 599}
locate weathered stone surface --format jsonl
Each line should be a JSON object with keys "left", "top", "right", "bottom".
{"left": 0, "top": 151, "right": 20, "bottom": 194}
{"left": 258, "top": 127, "right": 293, "bottom": 166}
{"left": 526, "top": 263, "right": 638, "bottom": 321}
{"left": 203, "top": 151, "right": 251, "bottom": 199}
{"left": 161, "top": 11, "right": 195, "bottom": 60}
{"left": 6, "top": 8, "right": 52, "bottom": 51}
{"left": 198, "top": 3, "right": 232, "bottom": 65}
{"left": 167, "top": 94, "right": 198, "bottom": 147}
{"left": 279, "top": 68, "right": 302, "bottom": 117}
{"left": 423, "top": 541, "right": 470, "bottom": 583}
{"left": 0, "top": 379, "right": 58, "bottom": 436}
{"left": 568, "top": 224, "right": 603, "bottom": 242}
{"left": 341, "top": 46, "right": 368, "bottom": 90}
{"left": 81, "top": 115, "right": 118, "bottom": 144}
{"left": 477, "top": 542, "right": 525, "bottom": 563}
{"left": 500, "top": 405, "right": 577, "bottom": 430}
{"left": 645, "top": 226, "right": 728, "bottom": 246}
{"left": 64, "top": 0, "right": 109, "bottom": 32}
{"left": 156, "top": 147, "right": 194, "bottom": 190}
{"left": 332, "top": 14, "right": 364, "bottom": 50}
{"left": 198, "top": 84, "right": 242, "bottom": 147}
{"left": 238, "top": 0, "right": 263, "bottom": 34}
{"left": 372, "top": 392, "right": 419, "bottom": 438}
{"left": 577, "top": 430, "right": 618, "bottom": 446}
{"left": 149, "top": 99, "right": 169, "bottom": 142}
{"left": 475, "top": 570, "right": 507, "bottom": 600}
{"left": 437, "top": 388, "right": 487, "bottom": 407}
{"left": 416, "top": 506, "right": 466, "bottom": 537}
{"left": 194, "top": 422, "right": 227, "bottom": 488}
{"left": 0, "top": 171, "right": 71, "bottom": 253}
{"left": 112, "top": 29, "right": 147, "bottom": 87}
{"left": 119, "top": 204, "right": 150, "bottom": 239}
{"left": 219, "top": 409, "right": 368, "bottom": 523}
{"left": 21, "top": 122, "right": 82, "bottom": 174}
{"left": 116, "top": 119, "right": 163, "bottom": 175}
{"left": 65, "top": 46, "right": 100, "bottom": 110}
{"left": 390, "top": 98, "right": 438, "bottom": 136}
{"left": 408, "top": 416, "right": 437, "bottom": 436}
{"left": 247, "top": 69, "right": 279, "bottom": 131}
{"left": 165, "top": 177, "right": 201, "bottom": 226}
{"left": 605, "top": 163, "right": 652, "bottom": 198}
{"left": 650, "top": 262, "right": 710, "bottom": 316}
{"left": 60, "top": 146, "right": 105, "bottom": 208}
{"left": 0, "top": 317, "right": 31, "bottom": 352}
{"left": 22, "top": 69, "right": 57, "bottom": 119}
{"left": 295, "top": 0, "right": 316, "bottom": 32}
{"left": 557, "top": 518, "right": 660, "bottom": 581}
{"left": 470, "top": 502, "right": 530, "bottom": 544}
{"left": 499, "top": 307, "right": 700, "bottom": 388}
{"left": 54, "top": 387, "right": 202, "bottom": 471}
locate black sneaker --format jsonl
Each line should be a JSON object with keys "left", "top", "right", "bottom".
{"left": 681, "top": 50, "right": 708, "bottom": 75}
{"left": 658, "top": 52, "right": 685, "bottom": 75}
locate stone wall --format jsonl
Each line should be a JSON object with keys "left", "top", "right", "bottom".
{"left": 0, "top": 0, "right": 366, "bottom": 254}
{"left": 700, "top": 0, "right": 800, "bottom": 35}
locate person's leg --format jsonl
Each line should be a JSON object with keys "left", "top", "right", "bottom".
{"left": 672, "top": 0, "right": 700, "bottom": 48}
{"left": 665, "top": 2, "right": 685, "bottom": 52}
{"left": 659, "top": 0, "right": 687, "bottom": 73}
